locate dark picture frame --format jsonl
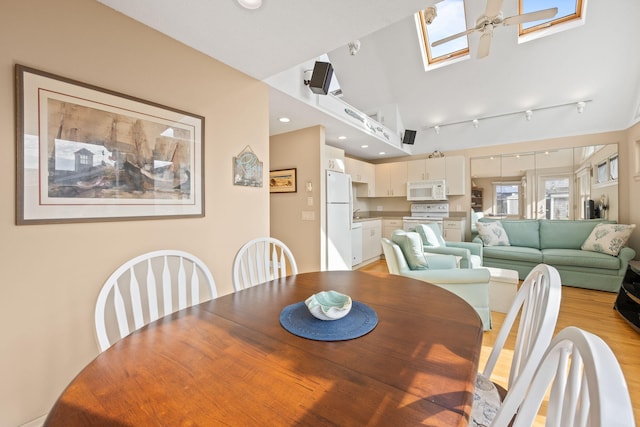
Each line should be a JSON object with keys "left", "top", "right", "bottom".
{"left": 15, "top": 65, "right": 204, "bottom": 224}
{"left": 269, "top": 168, "right": 297, "bottom": 193}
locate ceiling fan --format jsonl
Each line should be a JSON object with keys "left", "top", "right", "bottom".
{"left": 431, "top": 0, "right": 558, "bottom": 58}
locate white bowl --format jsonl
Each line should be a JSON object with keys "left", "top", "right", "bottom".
{"left": 305, "top": 291, "right": 352, "bottom": 321}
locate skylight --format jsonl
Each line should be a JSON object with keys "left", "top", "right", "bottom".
{"left": 418, "top": 0, "right": 469, "bottom": 68}
{"left": 519, "top": 0, "right": 584, "bottom": 36}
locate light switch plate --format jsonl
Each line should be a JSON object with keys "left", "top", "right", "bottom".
{"left": 301, "top": 211, "right": 315, "bottom": 221}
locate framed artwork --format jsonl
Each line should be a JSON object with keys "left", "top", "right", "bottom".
{"left": 15, "top": 65, "right": 204, "bottom": 224}
{"left": 233, "top": 145, "right": 263, "bottom": 187}
{"left": 269, "top": 168, "right": 297, "bottom": 193}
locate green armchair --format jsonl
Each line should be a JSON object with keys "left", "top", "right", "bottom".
{"left": 381, "top": 231, "right": 492, "bottom": 330}
{"left": 411, "top": 223, "right": 483, "bottom": 269}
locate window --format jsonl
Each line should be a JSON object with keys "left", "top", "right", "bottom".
{"left": 542, "top": 177, "right": 570, "bottom": 220}
{"left": 519, "top": 0, "right": 584, "bottom": 37}
{"left": 494, "top": 183, "right": 520, "bottom": 217}
{"left": 609, "top": 155, "right": 618, "bottom": 181}
{"left": 417, "top": 0, "right": 469, "bottom": 68}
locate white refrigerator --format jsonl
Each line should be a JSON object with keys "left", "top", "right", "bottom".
{"left": 326, "top": 170, "right": 353, "bottom": 270}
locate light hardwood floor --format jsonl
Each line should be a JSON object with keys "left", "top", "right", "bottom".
{"left": 358, "top": 260, "right": 640, "bottom": 425}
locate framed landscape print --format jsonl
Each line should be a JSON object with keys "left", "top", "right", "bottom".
{"left": 269, "top": 168, "right": 297, "bottom": 193}
{"left": 15, "top": 65, "right": 204, "bottom": 224}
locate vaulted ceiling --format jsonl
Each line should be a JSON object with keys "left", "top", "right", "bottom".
{"left": 98, "top": 0, "right": 640, "bottom": 160}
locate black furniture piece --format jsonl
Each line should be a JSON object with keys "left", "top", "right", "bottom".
{"left": 614, "top": 261, "right": 640, "bottom": 332}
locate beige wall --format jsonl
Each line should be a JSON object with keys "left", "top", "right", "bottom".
{"left": 270, "top": 127, "right": 324, "bottom": 272}
{"left": 1, "top": 1, "right": 270, "bottom": 425}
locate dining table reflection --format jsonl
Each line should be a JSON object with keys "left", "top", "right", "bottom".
{"left": 45, "top": 270, "right": 483, "bottom": 427}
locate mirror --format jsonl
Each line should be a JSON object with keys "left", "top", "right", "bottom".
{"left": 470, "top": 144, "right": 618, "bottom": 222}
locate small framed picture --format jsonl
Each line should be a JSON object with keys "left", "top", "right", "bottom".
{"left": 269, "top": 168, "right": 297, "bottom": 193}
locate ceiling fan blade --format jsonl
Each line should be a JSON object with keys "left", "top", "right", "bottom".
{"left": 503, "top": 7, "right": 558, "bottom": 26}
{"left": 431, "top": 27, "right": 477, "bottom": 47}
{"left": 477, "top": 32, "right": 492, "bottom": 58}
{"left": 484, "top": 0, "right": 504, "bottom": 19}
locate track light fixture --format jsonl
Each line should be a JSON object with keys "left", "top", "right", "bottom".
{"left": 577, "top": 101, "right": 586, "bottom": 114}
{"left": 425, "top": 100, "right": 592, "bottom": 133}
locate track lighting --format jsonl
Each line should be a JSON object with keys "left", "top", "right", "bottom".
{"left": 577, "top": 101, "right": 586, "bottom": 114}
{"left": 423, "top": 100, "right": 591, "bottom": 133}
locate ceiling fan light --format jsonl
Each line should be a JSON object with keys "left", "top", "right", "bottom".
{"left": 237, "top": 0, "right": 262, "bottom": 10}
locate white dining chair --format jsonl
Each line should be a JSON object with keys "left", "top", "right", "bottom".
{"left": 232, "top": 237, "right": 298, "bottom": 291}
{"left": 491, "top": 326, "right": 635, "bottom": 427}
{"left": 470, "top": 263, "right": 562, "bottom": 427}
{"left": 95, "top": 250, "right": 217, "bottom": 352}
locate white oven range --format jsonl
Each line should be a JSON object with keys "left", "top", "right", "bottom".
{"left": 403, "top": 203, "right": 449, "bottom": 232}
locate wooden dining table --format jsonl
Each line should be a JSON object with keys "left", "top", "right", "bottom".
{"left": 45, "top": 270, "right": 483, "bottom": 426}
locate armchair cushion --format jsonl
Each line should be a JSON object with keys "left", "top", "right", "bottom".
{"left": 391, "top": 231, "right": 429, "bottom": 270}
{"left": 414, "top": 223, "right": 446, "bottom": 248}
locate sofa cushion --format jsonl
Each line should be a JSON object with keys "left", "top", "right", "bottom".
{"left": 391, "top": 231, "right": 429, "bottom": 270}
{"left": 539, "top": 220, "right": 614, "bottom": 250}
{"left": 581, "top": 223, "right": 636, "bottom": 256}
{"left": 413, "top": 223, "right": 445, "bottom": 247}
{"left": 542, "top": 249, "right": 621, "bottom": 270}
{"left": 476, "top": 222, "right": 510, "bottom": 246}
{"left": 482, "top": 245, "right": 543, "bottom": 263}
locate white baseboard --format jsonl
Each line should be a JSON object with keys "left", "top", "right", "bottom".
{"left": 19, "top": 414, "right": 46, "bottom": 427}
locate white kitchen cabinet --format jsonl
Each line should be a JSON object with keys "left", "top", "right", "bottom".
{"left": 375, "top": 162, "right": 407, "bottom": 197}
{"left": 443, "top": 219, "right": 466, "bottom": 242}
{"left": 445, "top": 156, "right": 466, "bottom": 196}
{"left": 407, "top": 159, "right": 427, "bottom": 181}
{"left": 361, "top": 219, "right": 382, "bottom": 261}
{"left": 425, "top": 157, "right": 446, "bottom": 181}
{"left": 382, "top": 218, "right": 403, "bottom": 240}
{"left": 351, "top": 224, "right": 363, "bottom": 266}
{"left": 345, "top": 157, "right": 375, "bottom": 197}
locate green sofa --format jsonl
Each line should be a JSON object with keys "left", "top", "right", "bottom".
{"left": 472, "top": 218, "right": 635, "bottom": 292}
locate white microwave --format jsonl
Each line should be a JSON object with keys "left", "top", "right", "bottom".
{"left": 407, "top": 180, "right": 447, "bottom": 201}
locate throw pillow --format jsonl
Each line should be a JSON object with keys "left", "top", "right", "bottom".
{"left": 581, "top": 223, "right": 635, "bottom": 256}
{"left": 391, "top": 231, "right": 430, "bottom": 270}
{"left": 413, "top": 223, "right": 445, "bottom": 248}
{"left": 476, "top": 221, "right": 511, "bottom": 247}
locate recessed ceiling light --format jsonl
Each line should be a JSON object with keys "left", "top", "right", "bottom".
{"left": 278, "top": 117, "right": 290, "bottom": 123}
{"left": 379, "top": 152, "right": 386, "bottom": 155}
{"left": 338, "top": 136, "right": 347, "bottom": 140}
{"left": 238, "top": 0, "right": 262, "bottom": 9}
{"left": 361, "top": 145, "right": 368, "bottom": 148}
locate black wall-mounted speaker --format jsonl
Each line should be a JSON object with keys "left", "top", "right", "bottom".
{"left": 403, "top": 129, "right": 417, "bottom": 145}
{"left": 309, "top": 61, "right": 334, "bottom": 95}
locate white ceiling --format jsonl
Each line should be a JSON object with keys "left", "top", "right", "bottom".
{"left": 97, "top": 0, "right": 640, "bottom": 160}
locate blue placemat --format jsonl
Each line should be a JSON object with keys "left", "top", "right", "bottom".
{"left": 280, "top": 301, "right": 378, "bottom": 341}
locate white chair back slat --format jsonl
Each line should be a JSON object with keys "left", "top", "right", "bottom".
{"left": 128, "top": 266, "right": 144, "bottom": 331}
{"left": 146, "top": 259, "right": 159, "bottom": 323}
{"left": 232, "top": 237, "right": 298, "bottom": 291}
{"left": 177, "top": 257, "right": 187, "bottom": 310}
{"left": 162, "top": 256, "right": 172, "bottom": 316}
{"left": 95, "top": 250, "right": 217, "bottom": 352}
{"left": 190, "top": 264, "right": 201, "bottom": 305}
{"left": 113, "top": 282, "right": 131, "bottom": 341}
{"left": 493, "top": 327, "right": 635, "bottom": 427}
